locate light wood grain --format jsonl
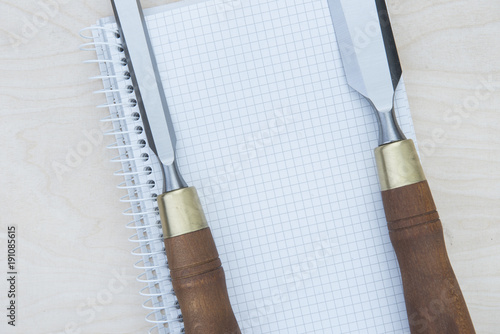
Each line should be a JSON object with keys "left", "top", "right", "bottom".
{"left": 0, "top": 0, "right": 498, "bottom": 333}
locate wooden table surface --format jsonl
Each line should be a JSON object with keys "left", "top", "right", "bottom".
{"left": 1, "top": 0, "right": 498, "bottom": 333}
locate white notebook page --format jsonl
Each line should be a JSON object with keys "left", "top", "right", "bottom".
{"left": 99, "top": 0, "right": 414, "bottom": 332}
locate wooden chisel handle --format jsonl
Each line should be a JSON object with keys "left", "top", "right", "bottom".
{"left": 375, "top": 140, "right": 475, "bottom": 334}
{"left": 158, "top": 187, "right": 241, "bottom": 334}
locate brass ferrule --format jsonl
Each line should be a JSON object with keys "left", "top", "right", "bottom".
{"left": 374, "top": 139, "right": 426, "bottom": 191}
{"left": 158, "top": 187, "right": 209, "bottom": 239}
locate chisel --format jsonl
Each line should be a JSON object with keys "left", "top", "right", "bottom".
{"left": 327, "top": 0, "right": 476, "bottom": 332}
{"left": 111, "top": 1, "right": 241, "bottom": 333}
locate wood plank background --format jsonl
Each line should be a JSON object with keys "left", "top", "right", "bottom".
{"left": 0, "top": 0, "right": 498, "bottom": 333}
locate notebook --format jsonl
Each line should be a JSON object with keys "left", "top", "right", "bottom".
{"left": 81, "top": 0, "right": 415, "bottom": 332}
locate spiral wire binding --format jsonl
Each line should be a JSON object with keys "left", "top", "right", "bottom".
{"left": 80, "top": 24, "right": 184, "bottom": 334}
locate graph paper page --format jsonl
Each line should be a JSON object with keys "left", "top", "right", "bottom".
{"left": 103, "top": 0, "right": 413, "bottom": 332}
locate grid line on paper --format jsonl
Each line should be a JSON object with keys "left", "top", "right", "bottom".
{"left": 101, "top": 0, "right": 416, "bottom": 332}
